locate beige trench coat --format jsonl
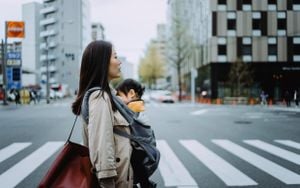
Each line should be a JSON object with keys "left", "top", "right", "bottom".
{"left": 82, "top": 90, "right": 134, "bottom": 188}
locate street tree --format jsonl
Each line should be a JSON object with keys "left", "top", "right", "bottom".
{"left": 166, "top": 10, "right": 192, "bottom": 101}
{"left": 138, "top": 43, "right": 165, "bottom": 89}
{"left": 228, "top": 58, "right": 254, "bottom": 97}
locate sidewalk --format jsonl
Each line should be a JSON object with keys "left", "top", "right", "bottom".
{"left": 0, "top": 98, "right": 73, "bottom": 110}
{"left": 266, "top": 104, "right": 300, "bottom": 112}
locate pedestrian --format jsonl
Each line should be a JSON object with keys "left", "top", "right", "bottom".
{"left": 14, "top": 89, "right": 21, "bottom": 105}
{"left": 72, "top": 40, "right": 133, "bottom": 188}
{"left": 284, "top": 90, "right": 291, "bottom": 107}
{"left": 294, "top": 90, "right": 299, "bottom": 107}
{"left": 260, "top": 90, "right": 268, "bottom": 106}
{"left": 29, "top": 89, "right": 37, "bottom": 104}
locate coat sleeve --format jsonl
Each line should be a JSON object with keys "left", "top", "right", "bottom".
{"left": 88, "top": 91, "right": 117, "bottom": 179}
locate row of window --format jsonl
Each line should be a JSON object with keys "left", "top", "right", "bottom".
{"left": 217, "top": 37, "right": 300, "bottom": 62}
{"left": 214, "top": 11, "right": 289, "bottom": 37}
{"left": 218, "top": 0, "right": 300, "bottom": 11}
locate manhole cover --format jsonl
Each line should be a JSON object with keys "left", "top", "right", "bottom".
{"left": 234, "top": 120, "right": 252, "bottom": 124}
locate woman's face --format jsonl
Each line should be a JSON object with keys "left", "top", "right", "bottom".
{"left": 108, "top": 48, "right": 121, "bottom": 81}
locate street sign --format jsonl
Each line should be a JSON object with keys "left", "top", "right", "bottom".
{"left": 6, "top": 67, "right": 21, "bottom": 89}
{"left": 6, "top": 21, "right": 25, "bottom": 38}
{"left": 7, "top": 52, "right": 21, "bottom": 59}
{"left": 6, "top": 52, "right": 21, "bottom": 67}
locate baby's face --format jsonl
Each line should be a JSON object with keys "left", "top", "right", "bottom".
{"left": 118, "top": 89, "right": 138, "bottom": 104}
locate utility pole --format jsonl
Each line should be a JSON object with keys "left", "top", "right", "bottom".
{"left": 191, "top": 68, "right": 198, "bottom": 104}
{"left": 1, "top": 23, "right": 9, "bottom": 105}
{"left": 45, "top": 37, "right": 50, "bottom": 104}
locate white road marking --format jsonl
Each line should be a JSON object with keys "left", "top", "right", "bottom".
{"left": 157, "top": 140, "right": 198, "bottom": 187}
{"left": 0, "top": 142, "right": 64, "bottom": 188}
{"left": 274, "top": 140, "right": 300, "bottom": 150}
{"left": 0, "top": 143, "right": 32, "bottom": 163}
{"left": 213, "top": 139, "right": 300, "bottom": 184}
{"left": 180, "top": 140, "right": 257, "bottom": 186}
{"left": 244, "top": 140, "right": 300, "bottom": 165}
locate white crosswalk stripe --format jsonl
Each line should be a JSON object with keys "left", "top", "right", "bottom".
{"left": 0, "top": 142, "right": 64, "bottom": 188}
{"left": 180, "top": 140, "right": 257, "bottom": 186}
{"left": 0, "top": 143, "right": 31, "bottom": 163}
{"left": 1, "top": 139, "right": 300, "bottom": 187}
{"left": 244, "top": 140, "right": 300, "bottom": 165}
{"left": 274, "top": 140, "right": 300, "bottom": 150}
{"left": 157, "top": 140, "right": 198, "bottom": 187}
{"left": 213, "top": 139, "right": 300, "bottom": 184}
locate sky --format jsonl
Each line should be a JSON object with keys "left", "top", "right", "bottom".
{"left": 0, "top": 0, "right": 167, "bottom": 64}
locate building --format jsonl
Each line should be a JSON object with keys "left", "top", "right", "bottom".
{"left": 151, "top": 24, "right": 169, "bottom": 89}
{"left": 39, "top": 0, "right": 91, "bottom": 91}
{"left": 91, "top": 22, "right": 105, "bottom": 41}
{"left": 119, "top": 57, "right": 134, "bottom": 79}
{"left": 22, "top": 2, "right": 42, "bottom": 86}
{"left": 166, "top": 0, "right": 300, "bottom": 101}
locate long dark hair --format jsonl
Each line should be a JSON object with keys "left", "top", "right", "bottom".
{"left": 72, "top": 40, "right": 116, "bottom": 115}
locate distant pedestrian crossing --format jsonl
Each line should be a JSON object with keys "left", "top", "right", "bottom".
{"left": 0, "top": 139, "right": 300, "bottom": 187}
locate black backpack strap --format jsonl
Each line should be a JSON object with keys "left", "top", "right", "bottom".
{"left": 113, "top": 127, "right": 133, "bottom": 139}
{"left": 111, "top": 95, "right": 137, "bottom": 124}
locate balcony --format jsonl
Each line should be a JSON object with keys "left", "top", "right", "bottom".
{"left": 40, "top": 17, "right": 56, "bottom": 26}
{"left": 40, "top": 54, "right": 57, "bottom": 61}
{"left": 40, "top": 6, "right": 57, "bottom": 14}
{"left": 49, "top": 65, "right": 57, "bottom": 72}
{"left": 40, "top": 41, "right": 57, "bottom": 49}
{"left": 40, "top": 30, "right": 57, "bottom": 38}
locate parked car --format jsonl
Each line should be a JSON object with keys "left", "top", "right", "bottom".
{"left": 151, "top": 90, "right": 176, "bottom": 103}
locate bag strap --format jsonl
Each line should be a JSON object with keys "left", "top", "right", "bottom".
{"left": 66, "top": 87, "right": 102, "bottom": 143}
{"left": 113, "top": 127, "right": 133, "bottom": 139}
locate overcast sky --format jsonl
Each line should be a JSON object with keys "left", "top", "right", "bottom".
{"left": 0, "top": 0, "right": 167, "bottom": 64}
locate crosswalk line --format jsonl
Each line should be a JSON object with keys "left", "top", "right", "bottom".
{"left": 180, "top": 140, "right": 257, "bottom": 186}
{"left": 0, "top": 143, "right": 32, "bottom": 163}
{"left": 190, "top": 109, "right": 208, "bottom": 116}
{"left": 157, "top": 140, "right": 198, "bottom": 187}
{"left": 274, "top": 140, "right": 300, "bottom": 150}
{"left": 244, "top": 140, "right": 300, "bottom": 165}
{"left": 0, "top": 141, "right": 64, "bottom": 188}
{"left": 213, "top": 139, "right": 300, "bottom": 184}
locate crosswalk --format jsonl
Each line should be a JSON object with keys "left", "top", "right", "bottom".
{"left": 0, "top": 139, "right": 300, "bottom": 187}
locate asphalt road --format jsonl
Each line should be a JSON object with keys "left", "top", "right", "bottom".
{"left": 0, "top": 100, "right": 300, "bottom": 188}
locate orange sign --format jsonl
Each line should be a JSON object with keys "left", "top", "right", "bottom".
{"left": 6, "top": 21, "right": 25, "bottom": 38}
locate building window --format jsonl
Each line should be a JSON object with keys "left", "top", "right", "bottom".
{"left": 218, "top": 37, "right": 227, "bottom": 62}
{"left": 242, "top": 37, "right": 252, "bottom": 61}
{"left": 293, "top": 0, "right": 300, "bottom": 11}
{"left": 268, "top": 37, "right": 277, "bottom": 62}
{"left": 227, "top": 12, "right": 236, "bottom": 36}
{"left": 293, "top": 37, "right": 300, "bottom": 61}
{"left": 242, "top": 0, "right": 252, "bottom": 11}
{"left": 218, "top": 0, "right": 226, "bottom": 10}
{"left": 252, "top": 12, "right": 262, "bottom": 36}
{"left": 268, "top": 0, "right": 277, "bottom": 11}
{"left": 277, "top": 12, "right": 286, "bottom": 36}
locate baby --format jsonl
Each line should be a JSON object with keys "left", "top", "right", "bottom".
{"left": 116, "top": 78, "right": 148, "bottom": 124}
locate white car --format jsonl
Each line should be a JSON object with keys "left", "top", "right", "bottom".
{"left": 151, "top": 90, "right": 176, "bottom": 103}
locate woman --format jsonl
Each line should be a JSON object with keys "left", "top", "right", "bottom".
{"left": 72, "top": 41, "right": 133, "bottom": 187}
